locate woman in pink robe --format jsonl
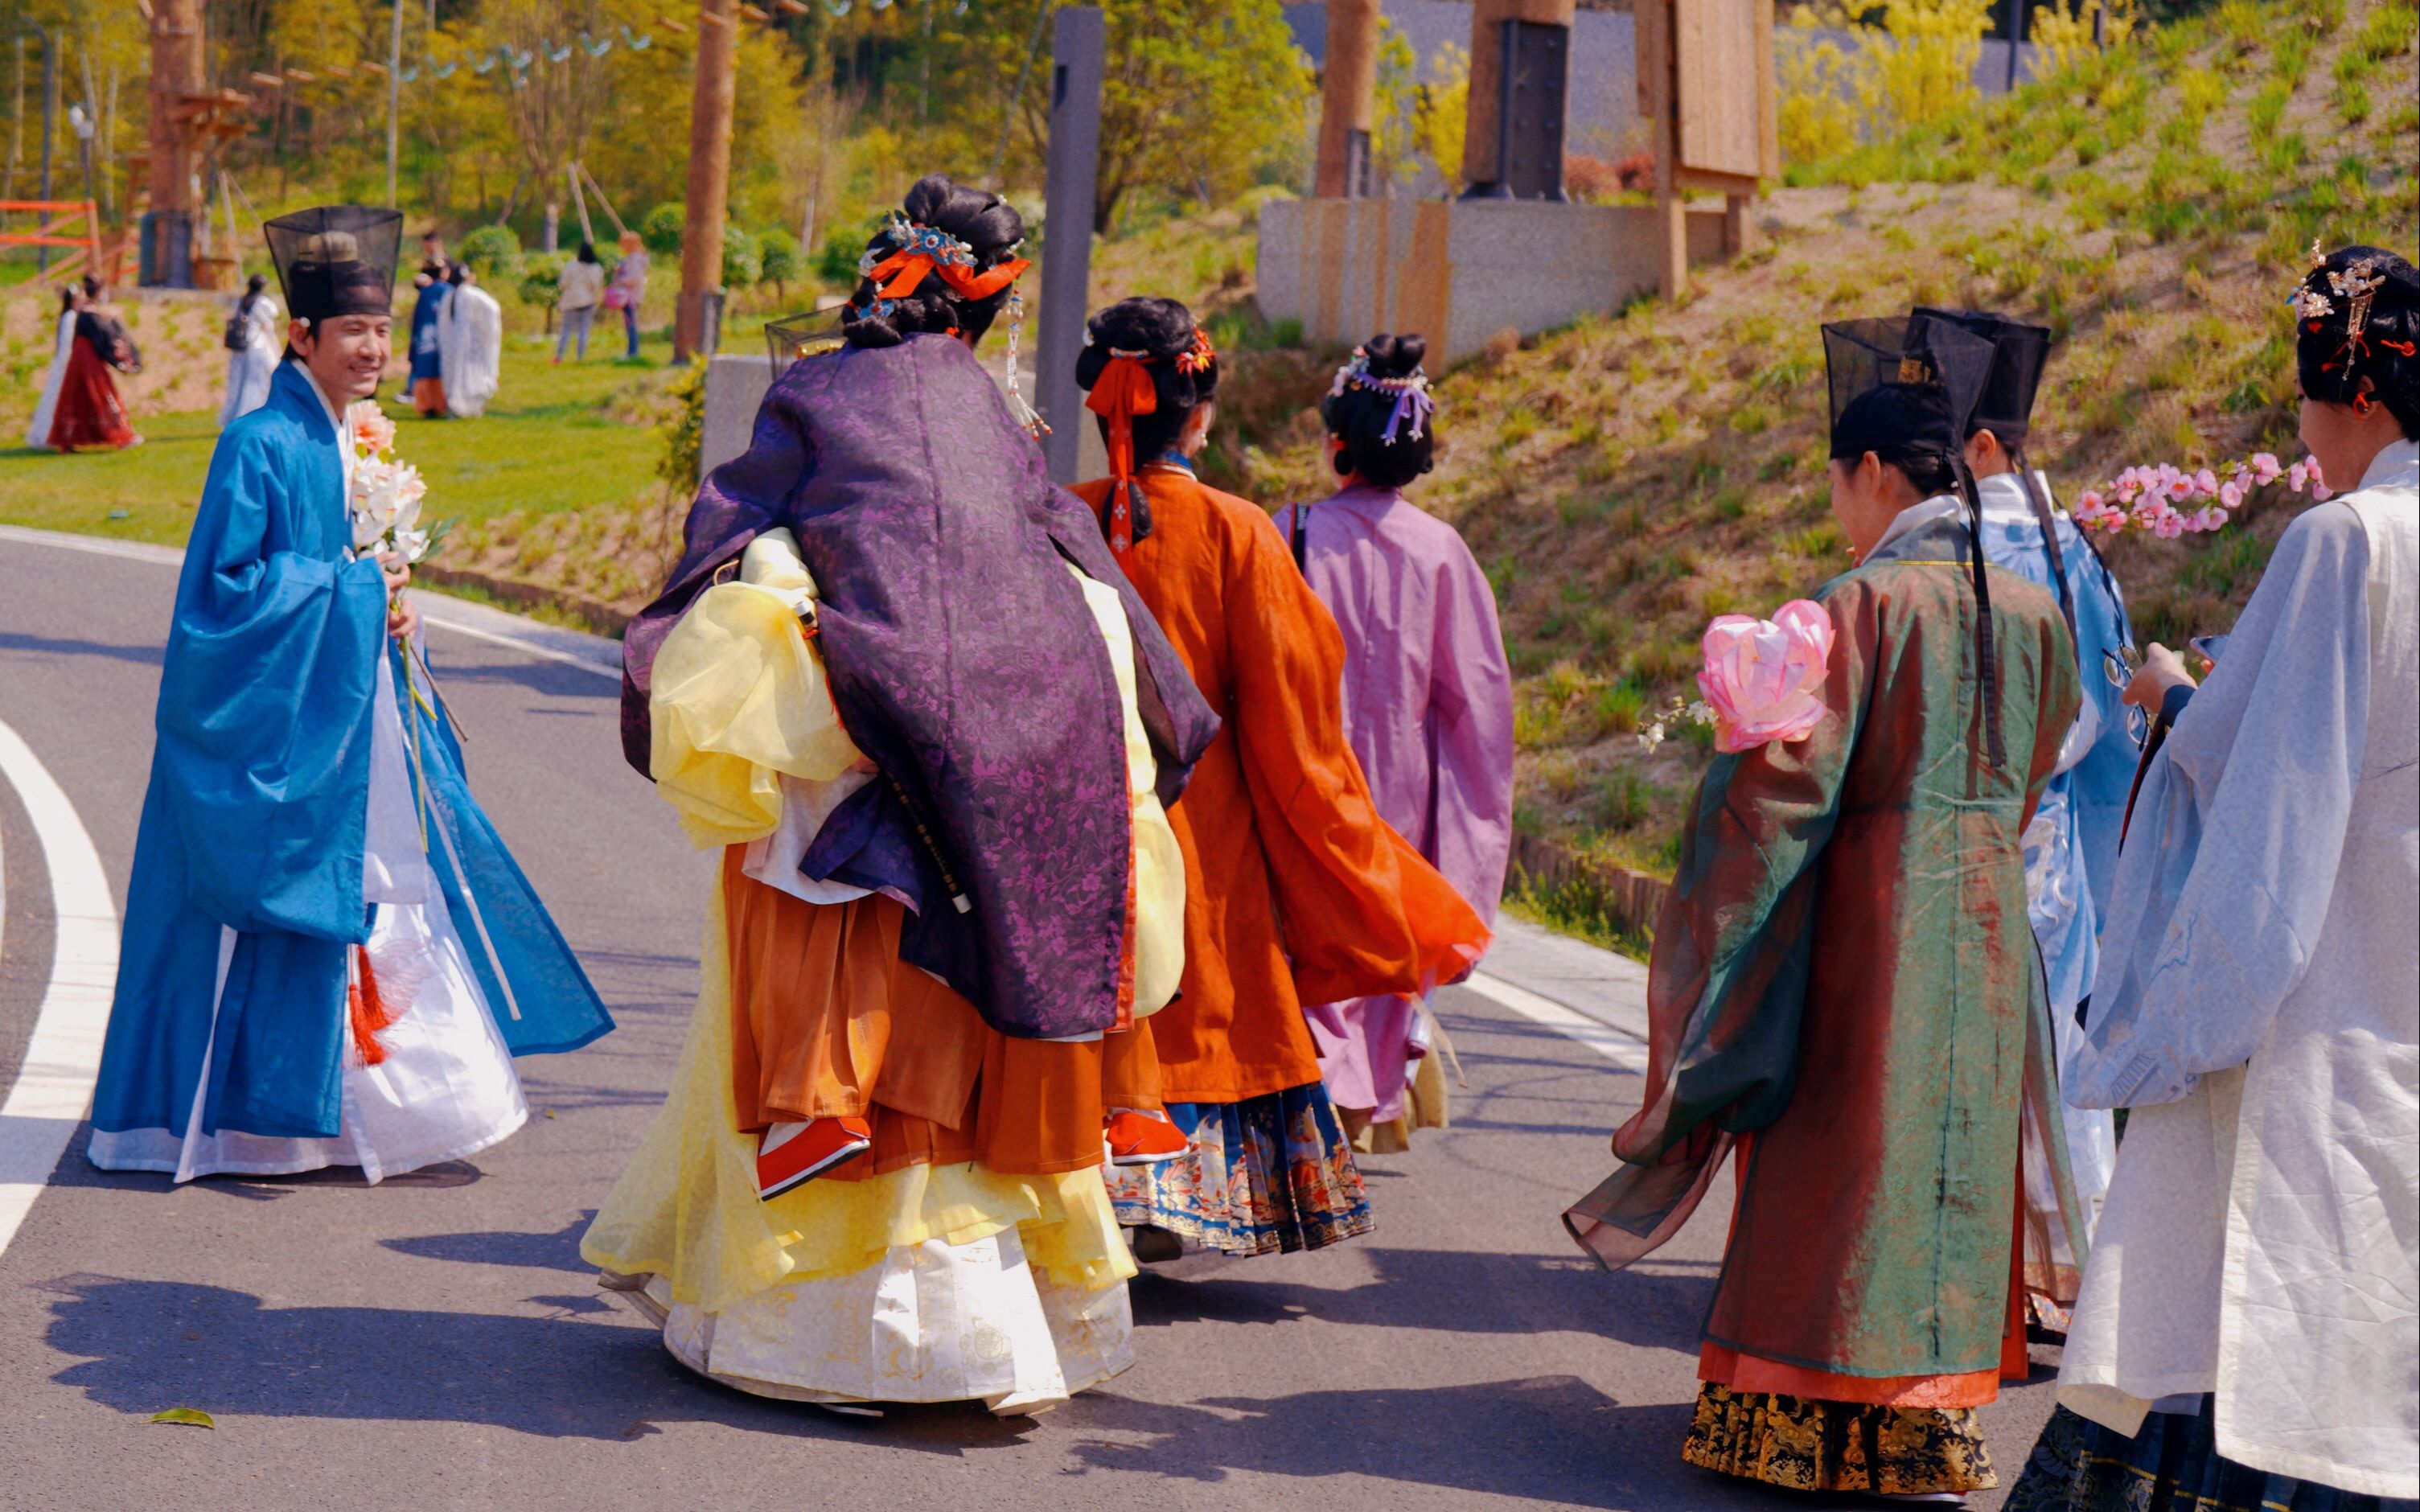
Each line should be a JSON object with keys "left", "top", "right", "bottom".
{"left": 1273, "top": 335, "right": 1514, "bottom": 1148}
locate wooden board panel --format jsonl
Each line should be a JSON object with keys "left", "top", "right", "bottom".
{"left": 1675, "top": 0, "right": 1766, "bottom": 181}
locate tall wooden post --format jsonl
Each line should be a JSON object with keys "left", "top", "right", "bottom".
{"left": 142, "top": 0, "right": 204, "bottom": 286}
{"left": 1634, "top": 0, "right": 1686, "bottom": 299}
{"left": 676, "top": 0, "right": 738, "bottom": 363}
{"left": 1313, "top": 0, "right": 1381, "bottom": 199}
{"left": 1461, "top": 0, "right": 1576, "bottom": 196}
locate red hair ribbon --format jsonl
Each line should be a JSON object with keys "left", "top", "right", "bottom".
{"left": 348, "top": 945, "right": 396, "bottom": 1066}
{"left": 1086, "top": 354, "right": 1159, "bottom": 556}
{"left": 2381, "top": 339, "right": 2418, "bottom": 356}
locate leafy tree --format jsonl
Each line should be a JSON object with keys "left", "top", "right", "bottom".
{"left": 968, "top": 0, "right": 1313, "bottom": 232}
{"left": 758, "top": 228, "right": 803, "bottom": 299}
{"left": 721, "top": 224, "right": 762, "bottom": 290}
{"left": 457, "top": 224, "right": 524, "bottom": 278}
{"left": 640, "top": 203, "right": 684, "bottom": 257}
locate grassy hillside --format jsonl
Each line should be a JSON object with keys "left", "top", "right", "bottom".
{"left": 1217, "top": 0, "right": 2416, "bottom": 880}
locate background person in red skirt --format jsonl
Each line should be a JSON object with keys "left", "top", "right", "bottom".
{"left": 47, "top": 290, "right": 142, "bottom": 452}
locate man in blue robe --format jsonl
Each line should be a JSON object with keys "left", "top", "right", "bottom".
{"left": 408, "top": 246, "right": 452, "bottom": 418}
{"left": 88, "top": 205, "right": 613, "bottom": 1184}
{"left": 1912, "top": 306, "right": 2139, "bottom": 1237}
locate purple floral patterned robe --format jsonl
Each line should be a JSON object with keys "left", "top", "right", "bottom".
{"left": 622, "top": 334, "right": 1218, "bottom": 1041}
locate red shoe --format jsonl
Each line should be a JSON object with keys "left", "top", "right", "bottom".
{"left": 1104, "top": 1108, "right": 1188, "bottom": 1166}
{"left": 757, "top": 1116, "right": 872, "bottom": 1200}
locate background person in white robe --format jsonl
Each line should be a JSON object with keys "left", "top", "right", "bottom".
{"left": 219, "top": 273, "right": 282, "bottom": 425}
{"left": 25, "top": 285, "right": 80, "bottom": 449}
{"left": 440, "top": 262, "right": 503, "bottom": 419}
{"left": 2008, "top": 244, "right": 2420, "bottom": 1510}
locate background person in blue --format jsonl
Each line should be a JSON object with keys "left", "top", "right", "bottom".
{"left": 88, "top": 205, "right": 613, "bottom": 1185}
{"left": 407, "top": 238, "right": 452, "bottom": 419}
{"left": 1912, "top": 306, "right": 2138, "bottom": 1238}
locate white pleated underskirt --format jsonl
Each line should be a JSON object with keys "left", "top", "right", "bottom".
{"left": 602, "top": 1230, "right": 1136, "bottom": 1416}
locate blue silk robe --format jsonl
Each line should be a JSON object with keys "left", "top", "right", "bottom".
{"left": 90, "top": 360, "right": 612, "bottom": 1146}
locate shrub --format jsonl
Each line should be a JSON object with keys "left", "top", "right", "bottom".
{"left": 757, "top": 228, "right": 803, "bottom": 296}
{"left": 516, "top": 254, "right": 565, "bottom": 312}
{"left": 640, "top": 203, "right": 684, "bottom": 257}
{"left": 2031, "top": 0, "right": 2139, "bottom": 76}
{"left": 456, "top": 224, "right": 521, "bottom": 278}
{"left": 720, "top": 224, "right": 762, "bottom": 290}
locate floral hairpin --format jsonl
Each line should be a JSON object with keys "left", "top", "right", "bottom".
{"left": 1174, "top": 327, "right": 1216, "bottom": 375}
{"left": 2288, "top": 238, "right": 2336, "bottom": 321}
{"left": 1328, "top": 346, "right": 1437, "bottom": 444}
{"left": 2336, "top": 257, "right": 2387, "bottom": 347}
{"left": 857, "top": 210, "right": 976, "bottom": 279}
{"left": 845, "top": 294, "right": 897, "bottom": 323}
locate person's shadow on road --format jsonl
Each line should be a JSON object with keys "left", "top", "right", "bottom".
{"left": 37, "top": 1272, "right": 1037, "bottom": 1448}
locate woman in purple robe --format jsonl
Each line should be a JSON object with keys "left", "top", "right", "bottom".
{"left": 1273, "top": 335, "right": 1514, "bottom": 1149}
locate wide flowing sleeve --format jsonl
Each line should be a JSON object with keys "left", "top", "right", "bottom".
{"left": 154, "top": 427, "right": 389, "bottom": 939}
{"left": 1222, "top": 515, "right": 1489, "bottom": 1005}
{"left": 2070, "top": 503, "right": 2372, "bottom": 1109}
{"left": 1425, "top": 536, "right": 1516, "bottom": 929}
{"left": 1564, "top": 575, "right": 1877, "bottom": 1269}
{"left": 619, "top": 386, "right": 815, "bottom": 774}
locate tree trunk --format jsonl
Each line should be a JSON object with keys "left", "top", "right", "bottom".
{"left": 675, "top": 0, "right": 738, "bottom": 363}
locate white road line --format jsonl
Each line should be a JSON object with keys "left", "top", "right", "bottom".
{"left": 0, "top": 524, "right": 621, "bottom": 682}
{"left": 0, "top": 718, "right": 120, "bottom": 1260}
{"left": 1461, "top": 971, "right": 1652, "bottom": 1074}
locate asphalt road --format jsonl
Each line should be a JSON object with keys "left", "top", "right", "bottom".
{"left": 0, "top": 526, "right": 2060, "bottom": 1511}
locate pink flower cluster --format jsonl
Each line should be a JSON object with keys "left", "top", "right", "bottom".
{"left": 2073, "top": 451, "right": 2329, "bottom": 539}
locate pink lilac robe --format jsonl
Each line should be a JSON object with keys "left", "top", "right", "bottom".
{"left": 1272, "top": 484, "right": 1515, "bottom": 1119}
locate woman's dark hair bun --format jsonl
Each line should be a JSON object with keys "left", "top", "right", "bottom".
{"left": 1323, "top": 331, "right": 1439, "bottom": 490}
{"left": 840, "top": 173, "right": 1028, "bottom": 351}
{"left": 1359, "top": 332, "right": 1425, "bottom": 381}
{"left": 2295, "top": 244, "right": 2420, "bottom": 442}
{"left": 1073, "top": 295, "right": 1219, "bottom": 461}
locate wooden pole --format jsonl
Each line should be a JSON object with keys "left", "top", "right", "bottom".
{"left": 1313, "top": 0, "right": 1380, "bottom": 199}
{"left": 675, "top": 0, "right": 737, "bottom": 362}
{"left": 1035, "top": 5, "right": 1103, "bottom": 484}
{"left": 145, "top": 0, "right": 203, "bottom": 285}
{"left": 385, "top": 0, "right": 403, "bottom": 207}
{"left": 1635, "top": 0, "right": 1686, "bottom": 300}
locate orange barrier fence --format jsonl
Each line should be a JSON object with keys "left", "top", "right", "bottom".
{"left": 0, "top": 199, "right": 104, "bottom": 281}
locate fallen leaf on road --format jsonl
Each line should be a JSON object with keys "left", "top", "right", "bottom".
{"left": 544, "top": 1109, "right": 557, "bottom": 1119}
{"left": 149, "top": 1408, "right": 216, "bottom": 1429}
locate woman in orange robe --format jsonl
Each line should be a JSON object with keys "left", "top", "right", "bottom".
{"left": 1070, "top": 296, "right": 1492, "bottom": 1259}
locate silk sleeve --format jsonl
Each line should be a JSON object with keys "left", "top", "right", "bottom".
{"left": 1222, "top": 515, "right": 1488, "bottom": 1005}
{"left": 2071, "top": 503, "right": 2372, "bottom": 1108}
{"left": 154, "top": 428, "right": 389, "bottom": 939}
{"left": 1424, "top": 540, "right": 1517, "bottom": 931}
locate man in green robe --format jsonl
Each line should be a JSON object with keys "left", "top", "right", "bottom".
{"left": 1566, "top": 318, "right": 2085, "bottom": 1505}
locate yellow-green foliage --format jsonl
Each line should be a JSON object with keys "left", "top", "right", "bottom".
{"left": 1416, "top": 42, "right": 1472, "bottom": 188}
{"left": 2033, "top": 0, "right": 2140, "bottom": 76}
{"left": 1780, "top": 17, "right": 1865, "bottom": 162}
{"left": 1780, "top": 0, "right": 1995, "bottom": 164}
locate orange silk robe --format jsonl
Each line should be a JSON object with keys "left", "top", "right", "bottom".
{"left": 1071, "top": 466, "right": 1489, "bottom": 1103}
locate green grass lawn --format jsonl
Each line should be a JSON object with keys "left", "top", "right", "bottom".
{"left": 0, "top": 332, "right": 676, "bottom": 548}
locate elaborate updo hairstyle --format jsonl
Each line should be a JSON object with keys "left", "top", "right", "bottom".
{"left": 1074, "top": 295, "right": 1220, "bottom": 465}
{"left": 1322, "top": 333, "right": 1439, "bottom": 488}
{"left": 2293, "top": 244, "right": 2420, "bottom": 441}
{"left": 840, "top": 174, "right": 1028, "bottom": 351}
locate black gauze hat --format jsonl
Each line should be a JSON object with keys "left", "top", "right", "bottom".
{"left": 265, "top": 206, "right": 402, "bottom": 323}
{"left": 1824, "top": 316, "right": 1996, "bottom": 462}
{"left": 1909, "top": 306, "right": 2051, "bottom": 441}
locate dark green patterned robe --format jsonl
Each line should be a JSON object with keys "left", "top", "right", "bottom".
{"left": 1567, "top": 507, "right": 2086, "bottom": 1382}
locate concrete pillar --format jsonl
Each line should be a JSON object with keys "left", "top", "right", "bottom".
{"left": 1314, "top": 0, "right": 1381, "bottom": 199}
{"left": 676, "top": 0, "right": 738, "bottom": 362}
{"left": 1460, "top": 0, "right": 1576, "bottom": 195}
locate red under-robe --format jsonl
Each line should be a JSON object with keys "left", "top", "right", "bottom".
{"left": 1070, "top": 465, "right": 1489, "bottom": 1104}
{"left": 48, "top": 329, "right": 137, "bottom": 452}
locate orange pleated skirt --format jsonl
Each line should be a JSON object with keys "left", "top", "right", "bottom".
{"left": 720, "top": 848, "right": 1161, "bottom": 1177}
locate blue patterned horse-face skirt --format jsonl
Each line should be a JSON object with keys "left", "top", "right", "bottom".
{"left": 1103, "top": 1081, "right": 1374, "bottom": 1257}
{"left": 2007, "top": 1402, "right": 2418, "bottom": 1512}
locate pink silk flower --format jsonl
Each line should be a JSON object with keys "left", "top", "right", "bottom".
{"left": 1697, "top": 600, "right": 1835, "bottom": 754}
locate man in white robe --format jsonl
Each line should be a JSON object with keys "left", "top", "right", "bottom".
{"left": 440, "top": 262, "right": 503, "bottom": 420}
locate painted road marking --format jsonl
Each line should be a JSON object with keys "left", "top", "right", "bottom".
{"left": 0, "top": 524, "right": 620, "bottom": 682}
{"left": 0, "top": 718, "right": 120, "bottom": 1261}
{"left": 1462, "top": 972, "right": 1652, "bottom": 1074}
